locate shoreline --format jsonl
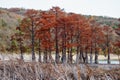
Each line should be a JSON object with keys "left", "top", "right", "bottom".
{"left": 0, "top": 53, "right": 119, "bottom": 63}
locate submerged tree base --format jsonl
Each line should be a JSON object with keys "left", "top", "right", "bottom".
{"left": 0, "top": 60, "right": 120, "bottom": 80}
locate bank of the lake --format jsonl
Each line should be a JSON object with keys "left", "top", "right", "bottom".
{"left": 0, "top": 53, "right": 119, "bottom": 64}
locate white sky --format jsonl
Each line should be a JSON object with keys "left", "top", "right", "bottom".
{"left": 0, "top": 0, "right": 120, "bottom": 18}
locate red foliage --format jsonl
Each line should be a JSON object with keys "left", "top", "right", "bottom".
{"left": 114, "top": 41, "right": 120, "bottom": 48}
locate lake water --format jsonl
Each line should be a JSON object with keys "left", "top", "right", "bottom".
{"left": 88, "top": 60, "right": 119, "bottom": 64}
{"left": 98, "top": 60, "right": 119, "bottom": 64}
{"left": 0, "top": 53, "right": 119, "bottom": 64}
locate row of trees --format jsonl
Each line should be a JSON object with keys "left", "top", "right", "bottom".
{"left": 10, "top": 7, "right": 120, "bottom": 64}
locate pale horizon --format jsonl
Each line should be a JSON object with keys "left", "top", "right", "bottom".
{"left": 0, "top": 0, "right": 120, "bottom": 18}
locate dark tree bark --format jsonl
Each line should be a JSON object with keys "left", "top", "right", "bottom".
{"left": 55, "top": 12, "right": 60, "bottom": 63}
{"left": 90, "top": 38, "right": 93, "bottom": 64}
{"left": 43, "top": 49, "right": 47, "bottom": 63}
{"left": 48, "top": 46, "right": 53, "bottom": 63}
{"left": 90, "top": 45, "right": 93, "bottom": 64}
{"left": 31, "top": 21, "right": 35, "bottom": 61}
{"left": 70, "top": 48, "right": 73, "bottom": 63}
{"left": 67, "top": 48, "right": 70, "bottom": 63}
{"left": 20, "top": 40, "right": 23, "bottom": 60}
{"left": 95, "top": 50, "right": 98, "bottom": 64}
{"left": 94, "top": 41, "right": 98, "bottom": 64}
{"left": 107, "top": 47, "right": 110, "bottom": 64}
{"left": 76, "top": 46, "right": 80, "bottom": 64}
{"left": 38, "top": 39, "right": 41, "bottom": 62}
{"left": 18, "top": 27, "right": 24, "bottom": 60}
{"left": 82, "top": 52, "right": 86, "bottom": 63}
{"left": 107, "top": 31, "right": 110, "bottom": 64}
{"left": 103, "top": 26, "right": 112, "bottom": 64}
{"left": 70, "top": 34, "right": 73, "bottom": 63}
{"left": 55, "top": 27, "right": 60, "bottom": 63}
{"left": 61, "top": 24, "right": 66, "bottom": 63}
{"left": 85, "top": 49, "right": 88, "bottom": 63}
{"left": 80, "top": 48, "right": 83, "bottom": 63}
{"left": 76, "top": 27, "right": 80, "bottom": 64}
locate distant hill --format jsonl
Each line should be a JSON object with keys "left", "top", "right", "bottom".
{"left": 85, "top": 15, "right": 119, "bottom": 29}
{"left": 2, "top": 7, "right": 120, "bottom": 28}
{"left": 0, "top": 8, "right": 23, "bottom": 51}
{"left": 0, "top": 7, "right": 27, "bottom": 16}
{"left": 0, "top": 7, "right": 120, "bottom": 52}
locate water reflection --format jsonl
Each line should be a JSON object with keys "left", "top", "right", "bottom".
{"left": 98, "top": 60, "right": 119, "bottom": 64}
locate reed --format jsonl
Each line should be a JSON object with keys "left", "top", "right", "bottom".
{"left": 0, "top": 60, "right": 119, "bottom": 80}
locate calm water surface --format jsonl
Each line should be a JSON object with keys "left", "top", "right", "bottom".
{"left": 98, "top": 60, "right": 119, "bottom": 64}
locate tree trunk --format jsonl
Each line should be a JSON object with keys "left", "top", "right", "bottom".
{"left": 62, "top": 49, "right": 66, "bottom": 63}
{"left": 107, "top": 48, "right": 110, "bottom": 64}
{"left": 61, "top": 25, "right": 67, "bottom": 63}
{"left": 43, "top": 49, "right": 47, "bottom": 63}
{"left": 80, "top": 48, "right": 86, "bottom": 63}
{"left": 76, "top": 46, "right": 79, "bottom": 64}
{"left": 94, "top": 42, "right": 98, "bottom": 64}
{"left": 61, "top": 38, "right": 66, "bottom": 63}
{"left": 38, "top": 39, "right": 41, "bottom": 62}
{"left": 70, "top": 35, "right": 73, "bottom": 63}
{"left": 38, "top": 50, "right": 41, "bottom": 62}
{"left": 20, "top": 52, "right": 23, "bottom": 60}
{"left": 82, "top": 52, "right": 86, "bottom": 63}
{"left": 67, "top": 48, "right": 70, "bottom": 63}
{"left": 90, "top": 48, "right": 93, "bottom": 64}
{"left": 80, "top": 48, "right": 83, "bottom": 63}
{"left": 55, "top": 11, "right": 60, "bottom": 64}
{"left": 55, "top": 27, "right": 60, "bottom": 63}
{"left": 48, "top": 48, "right": 52, "bottom": 63}
{"left": 70, "top": 48, "right": 73, "bottom": 63}
{"left": 85, "top": 40, "right": 88, "bottom": 63}
{"left": 20, "top": 44, "right": 23, "bottom": 60}
{"left": 19, "top": 38, "right": 23, "bottom": 60}
{"left": 31, "top": 22, "right": 35, "bottom": 61}
{"left": 95, "top": 50, "right": 98, "bottom": 64}
{"left": 106, "top": 30, "right": 110, "bottom": 64}
{"left": 85, "top": 49, "right": 88, "bottom": 63}
{"left": 61, "top": 37, "right": 64, "bottom": 63}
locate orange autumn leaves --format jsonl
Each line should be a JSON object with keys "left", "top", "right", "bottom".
{"left": 18, "top": 7, "right": 117, "bottom": 63}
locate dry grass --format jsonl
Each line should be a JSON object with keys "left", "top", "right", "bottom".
{"left": 0, "top": 60, "right": 120, "bottom": 80}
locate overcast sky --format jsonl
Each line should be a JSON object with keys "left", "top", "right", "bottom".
{"left": 0, "top": 0, "right": 120, "bottom": 18}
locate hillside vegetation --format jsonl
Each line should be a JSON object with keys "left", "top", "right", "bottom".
{"left": 0, "top": 8, "right": 23, "bottom": 51}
